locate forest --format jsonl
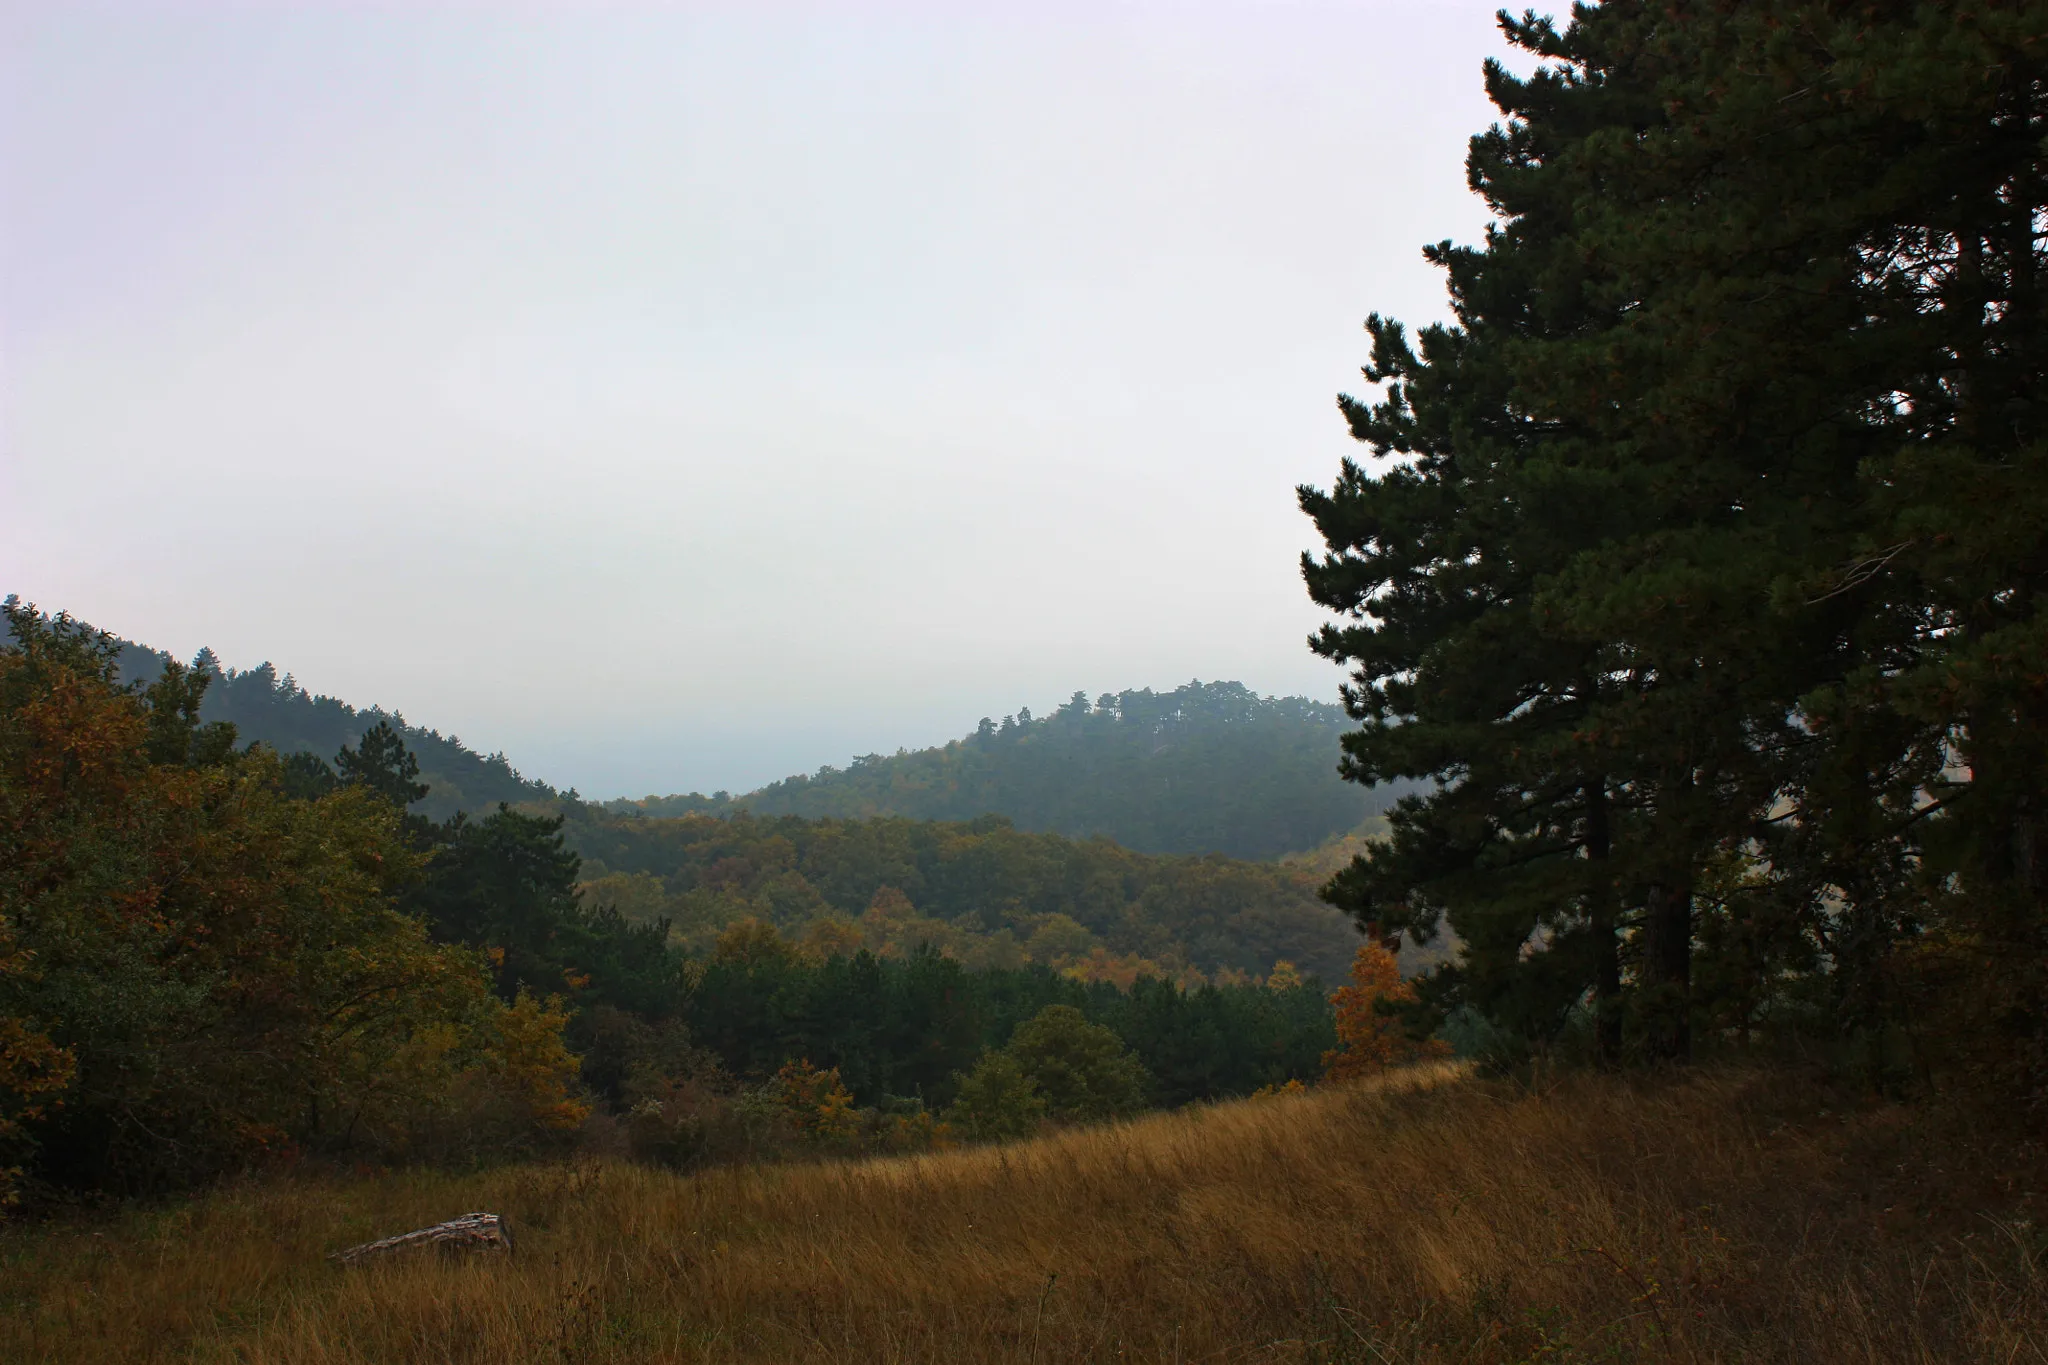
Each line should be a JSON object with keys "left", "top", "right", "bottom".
{"left": 5, "top": 4, "right": 2048, "bottom": 1359}
{"left": 0, "top": 601, "right": 1358, "bottom": 1199}
{"left": 567, "top": 804, "right": 1361, "bottom": 981}
{"left": 69, "top": 617, "right": 563, "bottom": 822}
{"left": 13, "top": 610, "right": 1396, "bottom": 863}
{"left": 608, "top": 681, "right": 1400, "bottom": 859}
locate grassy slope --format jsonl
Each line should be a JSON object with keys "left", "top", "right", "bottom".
{"left": 5, "top": 1066, "right": 2043, "bottom": 1364}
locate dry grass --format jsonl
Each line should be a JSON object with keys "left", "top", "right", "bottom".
{"left": 4, "top": 1063, "right": 2044, "bottom": 1363}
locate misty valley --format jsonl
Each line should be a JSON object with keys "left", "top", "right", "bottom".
{"left": 7, "top": 3, "right": 2048, "bottom": 1362}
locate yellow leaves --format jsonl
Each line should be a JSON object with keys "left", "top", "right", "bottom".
{"left": 773, "top": 1059, "right": 860, "bottom": 1143}
{"left": 1023, "top": 912, "right": 1096, "bottom": 964}
{"left": 0, "top": 656, "right": 149, "bottom": 803}
{"left": 489, "top": 991, "right": 590, "bottom": 1132}
{"left": 713, "top": 916, "right": 797, "bottom": 967}
{"left": 1058, "top": 945, "right": 1207, "bottom": 990}
{"left": 798, "top": 914, "right": 864, "bottom": 961}
{"left": 3, "top": 640, "right": 602, "bottom": 1186}
{"left": 1265, "top": 959, "right": 1306, "bottom": 991}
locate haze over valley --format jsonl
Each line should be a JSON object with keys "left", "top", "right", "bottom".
{"left": 5, "top": 5, "right": 2045, "bottom": 1361}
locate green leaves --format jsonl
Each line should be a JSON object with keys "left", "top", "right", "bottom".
{"left": 0, "top": 624, "right": 584, "bottom": 1194}
{"left": 1003, "top": 1004, "right": 1152, "bottom": 1122}
{"left": 1302, "top": 1, "right": 2048, "bottom": 1087}
{"left": 946, "top": 1003, "right": 1150, "bottom": 1139}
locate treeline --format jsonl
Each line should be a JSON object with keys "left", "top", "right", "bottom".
{"left": 0, "top": 605, "right": 1344, "bottom": 1198}
{"left": 1305, "top": 3, "right": 2048, "bottom": 1106}
{"left": 20, "top": 612, "right": 1394, "bottom": 865}
{"left": 565, "top": 804, "right": 1361, "bottom": 984}
{"left": 0, "top": 606, "right": 590, "bottom": 1199}
{"left": 609, "top": 681, "right": 1397, "bottom": 859}
{"left": 0, "top": 598, "right": 560, "bottom": 824}
{"left": 655, "top": 927, "right": 1333, "bottom": 1113}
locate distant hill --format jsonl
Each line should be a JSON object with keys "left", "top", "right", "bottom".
{"left": 563, "top": 804, "right": 1362, "bottom": 983}
{"left": 607, "top": 681, "right": 1401, "bottom": 860}
{"left": 2, "top": 598, "right": 557, "bottom": 823}
{"left": 5, "top": 601, "right": 1371, "bottom": 979}
{"left": 7, "top": 603, "right": 1394, "bottom": 862}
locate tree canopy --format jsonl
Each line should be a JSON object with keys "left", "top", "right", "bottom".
{"left": 0, "top": 606, "right": 564, "bottom": 824}
{"left": 566, "top": 803, "right": 1362, "bottom": 983}
{"left": 0, "top": 603, "right": 585, "bottom": 1198}
{"left": 610, "top": 681, "right": 1402, "bottom": 859}
{"left": 1304, "top": 1, "right": 2048, "bottom": 1094}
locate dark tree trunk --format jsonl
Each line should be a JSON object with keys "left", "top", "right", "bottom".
{"left": 1641, "top": 878, "right": 1693, "bottom": 1062}
{"left": 1584, "top": 779, "right": 1623, "bottom": 1067}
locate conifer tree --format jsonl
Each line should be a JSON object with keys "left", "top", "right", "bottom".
{"left": 1301, "top": 10, "right": 1683, "bottom": 1060}
{"left": 1305, "top": 2, "right": 2048, "bottom": 1080}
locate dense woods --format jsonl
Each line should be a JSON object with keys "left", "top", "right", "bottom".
{"left": 19, "top": 611, "right": 1391, "bottom": 863}
{"left": 3, "top": 0, "right": 2043, "bottom": 1278}
{"left": 0, "top": 603, "right": 1345, "bottom": 1197}
{"left": 607, "top": 681, "right": 1395, "bottom": 859}
{"left": 65, "top": 616, "right": 563, "bottom": 823}
{"left": 0, "top": 605, "right": 588, "bottom": 1200}
{"left": 1304, "top": 2, "right": 2048, "bottom": 1103}
{"left": 567, "top": 805, "right": 1360, "bottom": 981}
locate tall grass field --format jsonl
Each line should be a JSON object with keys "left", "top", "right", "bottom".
{"left": 4, "top": 1064, "right": 2042, "bottom": 1363}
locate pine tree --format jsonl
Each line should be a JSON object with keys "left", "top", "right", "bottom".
{"left": 1301, "top": 11, "right": 1679, "bottom": 1060}
{"left": 1305, "top": 2, "right": 2048, "bottom": 1081}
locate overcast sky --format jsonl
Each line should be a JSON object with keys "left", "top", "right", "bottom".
{"left": 2, "top": 0, "right": 1519, "bottom": 797}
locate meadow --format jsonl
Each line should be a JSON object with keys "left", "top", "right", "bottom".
{"left": 4, "top": 1063, "right": 2042, "bottom": 1364}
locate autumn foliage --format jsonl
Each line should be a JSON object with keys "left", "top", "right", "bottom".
{"left": 772, "top": 1059, "right": 861, "bottom": 1143}
{"left": 0, "top": 605, "right": 586, "bottom": 1197}
{"left": 1322, "top": 943, "right": 1450, "bottom": 1081}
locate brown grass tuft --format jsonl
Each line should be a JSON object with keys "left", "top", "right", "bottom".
{"left": 4, "top": 1063, "right": 2043, "bottom": 1363}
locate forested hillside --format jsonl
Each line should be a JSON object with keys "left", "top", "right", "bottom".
{"left": 0, "top": 602, "right": 1352, "bottom": 1202}
{"left": 1, "top": 596, "right": 557, "bottom": 821}
{"left": 608, "top": 681, "right": 1396, "bottom": 859}
{"left": 5, "top": 606, "right": 1380, "bottom": 858}
{"left": 566, "top": 806, "right": 1360, "bottom": 982}
{"left": 0, "top": 603, "right": 1364, "bottom": 988}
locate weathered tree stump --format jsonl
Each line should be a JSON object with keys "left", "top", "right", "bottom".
{"left": 331, "top": 1212, "right": 515, "bottom": 1266}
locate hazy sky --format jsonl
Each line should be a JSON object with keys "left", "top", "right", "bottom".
{"left": 3, "top": 1, "right": 1519, "bottom": 797}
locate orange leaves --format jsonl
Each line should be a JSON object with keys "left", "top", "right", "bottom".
{"left": 2, "top": 639, "right": 587, "bottom": 1188}
{"left": 0, "top": 1013, "right": 74, "bottom": 1205}
{"left": 2, "top": 660, "right": 149, "bottom": 803}
{"left": 1322, "top": 942, "right": 1450, "bottom": 1081}
{"left": 773, "top": 1058, "right": 860, "bottom": 1142}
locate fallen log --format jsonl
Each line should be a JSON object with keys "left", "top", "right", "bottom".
{"left": 331, "top": 1212, "right": 515, "bottom": 1266}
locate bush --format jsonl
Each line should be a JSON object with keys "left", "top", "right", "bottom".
{"left": 947, "top": 1050, "right": 1047, "bottom": 1141}
{"left": 1006, "top": 1004, "right": 1152, "bottom": 1121}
